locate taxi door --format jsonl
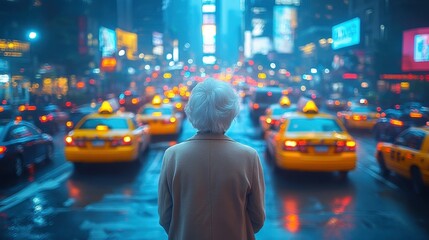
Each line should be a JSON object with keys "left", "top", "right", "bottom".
{"left": 386, "top": 129, "right": 425, "bottom": 177}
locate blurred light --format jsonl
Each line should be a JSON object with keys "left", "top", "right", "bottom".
{"left": 237, "top": 61, "right": 243, "bottom": 67}
{"left": 257, "top": 65, "right": 263, "bottom": 70}
{"left": 128, "top": 67, "right": 136, "bottom": 75}
{"left": 169, "top": 61, "right": 175, "bottom": 67}
{"left": 361, "top": 82, "right": 369, "bottom": 88}
{"left": 184, "top": 43, "right": 191, "bottom": 48}
{"left": 270, "top": 63, "right": 276, "bottom": 69}
{"left": 138, "top": 53, "right": 145, "bottom": 59}
{"left": 144, "top": 65, "right": 151, "bottom": 70}
{"left": 154, "top": 65, "right": 161, "bottom": 71}
{"left": 324, "top": 68, "right": 330, "bottom": 74}
{"left": 310, "top": 68, "right": 317, "bottom": 74}
{"left": 319, "top": 38, "right": 327, "bottom": 45}
{"left": 166, "top": 53, "right": 173, "bottom": 60}
{"left": 0, "top": 74, "right": 10, "bottom": 83}
{"left": 202, "top": 56, "right": 216, "bottom": 65}
{"left": 118, "top": 49, "right": 125, "bottom": 56}
{"left": 327, "top": 38, "right": 333, "bottom": 44}
{"left": 202, "top": 4, "right": 216, "bottom": 13}
{"left": 92, "top": 68, "right": 100, "bottom": 74}
{"left": 28, "top": 31, "right": 37, "bottom": 40}
{"left": 300, "top": 85, "right": 306, "bottom": 91}
{"left": 188, "top": 59, "right": 194, "bottom": 64}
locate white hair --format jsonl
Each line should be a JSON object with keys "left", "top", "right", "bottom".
{"left": 185, "top": 78, "right": 240, "bottom": 133}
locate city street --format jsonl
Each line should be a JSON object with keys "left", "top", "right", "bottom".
{"left": 1, "top": 103, "right": 429, "bottom": 240}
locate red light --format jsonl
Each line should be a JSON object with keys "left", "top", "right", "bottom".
{"left": 248, "top": 60, "right": 254, "bottom": 66}
{"left": 119, "top": 99, "right": 125, "bottom": 105}
{"left": 0, "top": 146, "right": 6, "bottom": 154}
{"left": 213, "top": 65, "right": 220, "bottom": 70}
{"left": 27, "top": 106, "right": 37, "bottom": 111}
{"left": 89, "top": 79, "right": 96, "bottom": 85}
{"left": 1, "top": 100, "right": 7, "bottom": 104}
{"left": 152, "top": 72, "right": 159, "bottom": 78}
{"left": 252, "top": 103, "right": 260, "bottom": 109}
{"left": 376, "top": 107, "right": 381, "bottom": 112}
{"left": 311, "top": 94, "right": 316, "bottom": 99}
{"left": 395, "top": 104, "right": 400, "bottom": 110}
{"left": 183, "top": 66, "right": 189, "bottom": 71}
{"left": 76, "top": 82, "right": 85, "bottom": 89}
{"left": 124, "top": 90, "right": 132, "bottom": 96}
{"left": 342, "top": 73, "right": 358, "bottom": 79}
{"left": 267, "top": 91, "right": 273, "bottom": 97}
{"left": 65, "top": 101, "right": 72, "bottom": 107}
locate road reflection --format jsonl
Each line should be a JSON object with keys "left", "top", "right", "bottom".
{"left": 66, "top": 163, "right": 140, "bottom": 207}
{"left": 270, "top": 170, "right": 356, "bottom": 239}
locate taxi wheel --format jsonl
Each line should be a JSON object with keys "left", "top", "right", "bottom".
{"left": 411, "top": 167, "right": 425, "bottom": 195}
{"left": 376, "top": 152, "right": 390, "bottom": 177}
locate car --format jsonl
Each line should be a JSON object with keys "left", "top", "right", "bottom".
{"left": 325, "top": 93, "right": 350, "bottom": 111}
{"left": 373, "top": 108, "right": 429, "bottom": 142}
{"left": 259, "top": 96, "right": 297, "bottom": 134}
{"left": 248, "top": 86, "right": 285, "bottom": 122}
{"left": 64, "top": 100, "right": 151, "bottom": 167}
{"left": 118, "top": 90, "right": 143, "bottom": 113}
{"left": 65, "top": 102, "right": 101, "bottom": 132}
{"left": 376, "top": 127, "right": 429, "bottom": 194}
{"left": 43, "top": 104, "right": 69, "bottom": 123}
{"left": 0, "top": 105, "right": 15, "bottom": 124}
{"left": 337, "top": 105, "right": 380, "bottom": 130}
{"left": 15, "top": 104, "right": 59, "bottom": 135}
{"left": 265, "top": 99, "right": 357, "bottom": 178}
{"left": 136, "top": 95, "right": 183, "bottom": 137}
{"left": 0, "top": 121, "right": 54, "bottom": 178}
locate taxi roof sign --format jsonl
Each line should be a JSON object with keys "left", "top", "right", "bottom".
{"left": 298, "top": 97, "right": 318, "bottom": 113}
{"left": 152, "top": 95, "right": 162, "bottom": 105}
{"left": 279, "top": 96, "right": 291, "bottom": 107}
{"left": 98, "top": 101, "right": 114, "bottom": 114}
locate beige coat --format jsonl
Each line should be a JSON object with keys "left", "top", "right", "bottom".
{"left": 158, "top": 133, "right": 265, "bottom": 240}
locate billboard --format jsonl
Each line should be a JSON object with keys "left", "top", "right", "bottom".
{"left": 99, "top": 27, "right": 116, "bottom": 57}
{"left": 153, "top": 32, "right": 163, "bottom": 56}
{"left": 251, "top": 7, "right": 272, "bottom": 55}
{"left": 273, "top": 6, "right": 297, "bottom": 53}
{"left": 402, "top": 27, "right": 429, "bottom": 71}
{"left": 116, "top": 28, "right": 138, "bottom": 60}
{"left": 332, "top": 17, "right": 360, "bottom": 50}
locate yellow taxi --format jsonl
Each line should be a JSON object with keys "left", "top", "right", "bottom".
{"left": 337, "top": 104, "right": 380, "bottom": 130}
{"left": 259, "top": 96, "right": 297, "bottom": 133}
{"left": 376, "top": 127, "right": 429, "bottom": 194}
{"left": 64, "top": 100, "right": 151, "bottom": 166}
{"left": 136, "top": 95, "right": 183, "bottom": 136}
{"left": 265, "top": 99, "right": 357, "bottom": 178}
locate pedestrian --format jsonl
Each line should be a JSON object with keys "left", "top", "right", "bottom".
{"left": 158, "top": 78, "right": 266, "bottom": 240}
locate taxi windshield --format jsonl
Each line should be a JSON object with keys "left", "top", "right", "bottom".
{"left": 287, "top": 118, "right": 343, "bottom": 132}
{"left": 78, "top": 118, "right": 129, "bottom": 130}
{"left": 140, "top": 107, "right": 173, "bottom": 115}
{"left": 272, "top": 106, "right": 297, "bottom": 115}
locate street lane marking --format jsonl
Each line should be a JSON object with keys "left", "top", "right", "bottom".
{"left": 0, "top": 171, "right": 71, "bottom": 212}
{"left": 358, "top": 165, "right": 399, "bottom": 190}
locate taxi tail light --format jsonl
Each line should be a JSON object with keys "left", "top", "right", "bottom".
{"left": 111, "top": 136, "right": 132, "bottom": 147}
{"left": 283, "top": 140, "right": 307, "bottom": 152}
{"left": 389, "top": 119, "right": 404, "bottom": 127}
{"left": 39, "top": 114, "right": 54, "bottom": 123}
{"left": 335, "top": 140, "right": 356, "bottom": 152}
{"left": 0, "top": 146, "right": 6, "bottom": 154}
{"left": 65, "top": 137, "right": 85, "bottom": 147}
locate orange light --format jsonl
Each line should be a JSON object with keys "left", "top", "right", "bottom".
{"left": 253, "top": 103, "right": 260, "bottom": 109}
{"left": 0, "top": 146, "right": 6, "bottom": 154}
{"left": 169, "top": 117, "right": 177, "bottom": 123}
{"left": 123, "top": 136, "right": 132, "bottom": 143}
{"left": 175, "top": 103, "right": 182, "bottom": 109}
{"left": 131, "top": 98, "right": 139, "bottom": 104}
{"left": 76, "top": 82, "right": 85, "bottom": 89}
{"left": 27, "top": 106, "right": 37, "bottom": 111}
{"left": 390, "top": 119, "right": 404, "bottom": 126}
{"left": 66, "top": 121, "right": 73, "bottom": 128}
{"left": 18, "top": 105, "right": 26, "bottom": 112}
{"left": 410, "top": 112, "right": 422, "bottom": 118}
{"left": 0, "top": 106, "right": 3, "bottom": 112}
{"left": 65, "top": 136, "right": 73, "bottom": 144}
{"left": 39, "top": 115, "right": 48, "bottom": 123}
{"left": 285, "top": 140, "right": 297, "bottom": 147}
{"left": 346, "top": 141, "right": 356, "bottom": 147}
{"left": 266, "top": 118, "right": 272, "bottom": 124}
{"left": 334, "top": 100, "right": 340, "bottom": 106}
{"left": 15, "top": 116, "right": 22, "bottom": 121}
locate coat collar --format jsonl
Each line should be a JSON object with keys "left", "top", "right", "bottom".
{"left": 187, "top": 132, "right": 235, "bottom": 141}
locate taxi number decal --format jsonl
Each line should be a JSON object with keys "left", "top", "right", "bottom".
{"left": 390, "top": 149, "right": 415, "bottom": 162}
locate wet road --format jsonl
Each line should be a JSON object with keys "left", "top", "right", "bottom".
{"left": 1, "top": 105, "right": 429, "bottom": 240}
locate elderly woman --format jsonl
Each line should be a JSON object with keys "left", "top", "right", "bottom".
{"left": 158, "top": 78, "right": 265, "bottom": 240}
